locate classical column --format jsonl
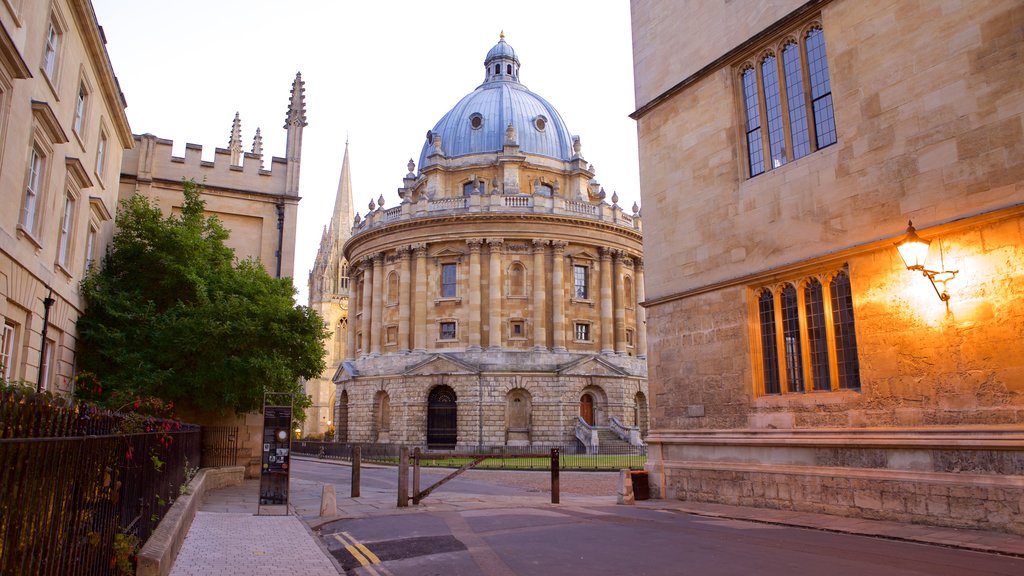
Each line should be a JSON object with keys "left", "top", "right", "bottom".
{"left": 613, "top": 250, "right": 627, "bottom": 355}
{"left": 345, "top": 262, "right": 358, "bottom": 361}
{"left": 550, "top": 241, "right": 567, "bottom": 352}
{"left": 487, "top": 239, "right": 503, "bottom": 351}
{"left": 360, "top": 255, "right": 373, "bottom": 357}
{"left": 370, "top": 253, "right": 384, "bottom": 356}
{"left": 634, "top": 257, "right": 647, "bottom": 359}
{"left": 413, "top": 243, "right": 428, "bottom": 352}
{"left": 532, "top": 239, "right": 548, "bottom": 351}
{"left": 599, "top": 247, "right": 614, "bottom": 354}
{"left": 467, "top": 239, "right": 483, "bottom": 351}
{"left": 398, "top": 246, "right": 412, "bottom": 353}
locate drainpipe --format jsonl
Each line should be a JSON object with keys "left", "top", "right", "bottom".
{"left": 275, "top": 203, "right": 285, "bottom": 278}
{"left": 37, "top": 287, "right": 55, "bottom": 393}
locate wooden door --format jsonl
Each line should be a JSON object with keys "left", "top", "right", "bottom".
{"left": 580, "top": 394, "right": 594, "bottom": 425}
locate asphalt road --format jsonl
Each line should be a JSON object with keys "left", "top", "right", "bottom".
{"left": 293, "top": 460, "right": 1024, "bottom": 576}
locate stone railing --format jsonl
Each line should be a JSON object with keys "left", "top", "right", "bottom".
{"left": 610, "top": 416, "right": 644, "bottom": 447}
{"left": 575, "top": 416, "right": 599, "bottom": 453}
{"left": 353, "top": 192, "right": 641, "bottom": 235}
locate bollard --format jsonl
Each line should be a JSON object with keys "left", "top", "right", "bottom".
{"left": 550, "top": 448, "right": 560, "bottom": 504}
{"left": 397, "top": 446, "right": 409, "bottom": 507}
{"left": 320, "top": 484, "right": 337, "bottom": 517}
{"left": 351, "top": 446, "right": 361, "bottom": 498}
{"left": 412, "top": 447, "right": 421, "bottom": 505}
{"left": 617, "top": 469, "right": 635, "bottom": 505}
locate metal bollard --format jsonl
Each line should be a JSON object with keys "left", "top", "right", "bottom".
{"left": 551, "top": 448, "right": 560, "bottom": 504}
{"left": 412, "top": 447, "right": 422, "bottom": 505}
{"left": 351, "top": 446, "right": 361, "bottom": 498}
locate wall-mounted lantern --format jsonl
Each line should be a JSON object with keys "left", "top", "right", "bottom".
{"left": 895, "top": 220, "right": 958, "bottom": 301}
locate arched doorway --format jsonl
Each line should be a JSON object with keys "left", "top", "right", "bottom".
{"left": 427, "top": 385, "right": 457, "bottom": 448}
{"left": 506, "top": 388, "right": 532, "bottom": 445}
{"left": 336, "top": 390, "right": 349, "bottom": 443}
{"left": 580, "top": 393, "right": 595, "bottom": 425}
{"left": 634, "top": 391, "right": 649, "bottom": 438}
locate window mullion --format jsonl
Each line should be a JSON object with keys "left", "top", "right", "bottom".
{"left": 772, "top": 288, "right": 789, "bottom": 393}
{"left": 821, "top": 274, "right": 841, "bottom": 391}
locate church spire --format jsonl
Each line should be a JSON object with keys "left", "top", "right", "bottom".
{"left": 251, "top": 127, "right": 263, "bottom": 157}
{"left": 228, "top": 111, "right": 242, "bottom": 165}
{"left": 331, "top": 139, "right": 355, "bottom": 246}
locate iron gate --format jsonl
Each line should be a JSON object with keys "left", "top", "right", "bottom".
{"left": 200, "top": 426, "right": 238, "bottom": 467}
{"left": 427, "top": 386, "right": 457, "bottom": 448}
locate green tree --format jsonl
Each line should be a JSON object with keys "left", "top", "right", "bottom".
{"left": 77, "top": 180, "right": 325, "bottom": 416}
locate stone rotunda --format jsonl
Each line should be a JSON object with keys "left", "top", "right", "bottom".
{"left": 335, "top": 35, "right": 648, "bottom": 450}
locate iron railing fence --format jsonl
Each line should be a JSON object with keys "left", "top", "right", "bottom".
{"left": 200, "top": 426, "right": 239, "bottom": 468}
{"left": 292, "top": 441, "right": 647, "bottom": 471}
{"left": 0, "top": 428, "right": 200, "bottom": 575}
{"left": 0, "top": 387, "right": 160, "bottom": 438}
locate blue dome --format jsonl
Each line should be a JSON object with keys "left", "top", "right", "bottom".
{"left": 418, "top": 36, "right": 575, "bottom": 170}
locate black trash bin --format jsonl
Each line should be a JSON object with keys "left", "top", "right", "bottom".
{"left": 631, "top": 470, "right": 650, "bottom": 500}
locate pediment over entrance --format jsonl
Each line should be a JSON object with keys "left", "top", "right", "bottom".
{"left": 333, "top": 361, "right": 359, "bottom": 383}
{"left": 404, "top": 354, "right": 480, "bottom": 376}
{"left": 558, "top": 355, "right": 628, "bottom": 376}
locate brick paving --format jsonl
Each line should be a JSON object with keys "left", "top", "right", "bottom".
{"left": 169, "top": 512, "right": 337, "bottom": 575}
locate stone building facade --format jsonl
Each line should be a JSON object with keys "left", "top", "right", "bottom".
{"left": 336, "top": 37, "right": 649, "bottom": 451}
{"left": 118, "top": 74, "right": 306, "bottom": 280}
{"left": 1, "top": 0, "right": 132, "bottom": 392}
{"left": 631, "top": 0, "right": 1023, "bottom": 533}
{"left": 305, "top": 141, "right": 354, "bottom": 438}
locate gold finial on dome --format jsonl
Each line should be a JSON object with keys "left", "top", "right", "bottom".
{"left": 500, "top": 30, "right": 505, "bottom": 40}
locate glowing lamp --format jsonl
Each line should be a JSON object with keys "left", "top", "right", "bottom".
{"left": 894, "top": 220, "right": 957, "bottom": 302}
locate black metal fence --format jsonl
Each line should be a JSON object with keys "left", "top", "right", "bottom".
{"left": 292, "top": 441, "right": 647, "bottom": 471}
{"left": 0, "top": 386, "right": 200, "bottom": 575}
{"left": 200, "top": 426, "right": 239, "bottom": 468}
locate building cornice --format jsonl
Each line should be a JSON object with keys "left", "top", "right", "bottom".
{"left": 68, "top": 0, "right": 132, "bottom": 148}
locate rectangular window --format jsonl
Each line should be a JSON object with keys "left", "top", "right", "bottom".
{"left": 441, "top": 263, "right": 457, "bottom": 297}
{"left": 385, "top": 325, "right": 398, "bottom": 345}
{"left": 510, "top": 319, "right": 525, "bottom": 339}
{"left": 57, "top": 192, "right": 76, "bottom": 267}
{"left": 42, "top": 21, "right": 59, "bottom": 81}
{"left": 1, "top": 323, "right": 16, "bottom": 382}
{"left": 439, "top": 321, "right": 457, "bottom": 340}
{"left": 21, "top": 147, "right": 44, "bottom": 235}
{"left": 73, "top": 83, "right": 87, "bottom": 136}
{"left": 95, "top": 131, "right": 107, "bottom": 178}
{"left": 39, "top": 339, "right": 54, "bottom": 391}
{"left": 754, "top": 267, "right": 859, "bottom": 395}
{"left": 573, "top": 265, "right": 589, "bottom": 299}
{"left": 739, "top": 23, "right": 835, "bottom": 178}
{"left": 574, "top": 323, "right": 591, "bottom": 342}
{"left": 84, "top": 224, "right": 97, "bottom": 270}
{"left": 626, "top": 329, "right": 634, "bottom": 347}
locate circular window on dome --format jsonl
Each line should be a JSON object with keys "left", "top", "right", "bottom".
{"left": 534, "top": 115, "right": 547, "bottom": 132}
{"left": 469, "top": 113, "right": 483, "bottom": 130}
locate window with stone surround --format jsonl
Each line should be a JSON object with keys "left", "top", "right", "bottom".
{"left": 386, "top": 271, "right": 399, "bottom": 306}
{"left": 441, "top": 263, "right": 457, "bottom": 298}
{"left": 509, "top": 319, "right": 526, "bottom": 340}
{"left": 573, "top": 264, "right": 589, "bottom": 299}
{"left": 751, "top": 265, "right": 860, "bottom": 396}
{"left": 1, "top": 322, "right": 17, "bottom": 381}
{"left": 41, "top": 16, "right": 62, "bottom": 84}
{"left": 20, "top": 146, "right": 46, "bottom": 237}
{"left": 573, "top": 322, "right": 591, "bottom": 343}
{"left": 738, "top": 22, "right": 835, "bottom": 178}
{"left": 439, "top": 321, "right": 457, "bottom": 341}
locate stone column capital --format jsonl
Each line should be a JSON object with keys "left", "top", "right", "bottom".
{"left": 413, "top": 243, "right": 428, "bottom": 258}
{"left": 467, "top": 238, "right": 483, "bottom": 252}
{"left": 486, "top": 238, "right": 504, "bottom": 248}
{"left": 550, "top": 240, "right": 568, "bottom": 253}
{"left": 371, "top": 252, "right": 384, "bottom": 265}
{"left": 633, "top": 256, "right": 643, "bottom": 271}
{"left": 599, "top": 246, "right": 613, "bottom": 260}
{"left": 532, "top": 238, "right": 548, "bottom": 252}
{"left": 397, "top": 245, "right": 413, "bottom": 259}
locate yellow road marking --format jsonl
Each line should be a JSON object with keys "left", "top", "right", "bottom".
{"left": 343, "top": 531, "right": 382, "bottom": 564}
{"left": 332, "top": 532, "right": 386, "bottom": 575}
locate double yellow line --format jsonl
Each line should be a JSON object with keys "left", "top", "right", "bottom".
{"left": 333, "top": 531, "right": 391, "bottom": 575}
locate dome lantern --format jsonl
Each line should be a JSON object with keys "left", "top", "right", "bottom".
{"left": 484, "top": 31, "right": 520, "bottom": 83}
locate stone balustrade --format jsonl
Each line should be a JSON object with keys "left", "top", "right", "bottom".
{"left": 354, "top": 193, "right": 641, "bottom": 235}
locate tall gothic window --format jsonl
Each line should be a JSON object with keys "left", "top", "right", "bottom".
{"left": 739, "top": 23, "right": 836, "bottom": 178}
{"left": 753, "top": 266, "right": 860, "bottom": 395}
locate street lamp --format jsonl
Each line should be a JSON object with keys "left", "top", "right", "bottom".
{"left": 895, "top": 220, "right": 958, "bottom": 302}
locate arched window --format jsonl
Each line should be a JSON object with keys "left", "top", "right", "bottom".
{"left": 506, "top": 64, "right": 512, "bottom": 75}
{"left": 427, "top": 385, "right": 457, "bottom": 448}
{"left": 623, "top": 275, "right": 634, "bottom": 308}
{"left": 508, "top": 262, "right": 526, "bottom": 297}
{"left": 386, "top": 271, "right": 399, "bottom": 305}
{"left": 462, "top": 179, "right": 485, "bottom": 195}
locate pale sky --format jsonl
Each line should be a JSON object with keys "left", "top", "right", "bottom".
{"left": 91, "top": 1, "right": 641, "bottom": 305}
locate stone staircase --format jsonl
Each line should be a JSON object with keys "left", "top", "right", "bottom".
{"left": 596, "top": 428, "right": 635, "bottom": 454}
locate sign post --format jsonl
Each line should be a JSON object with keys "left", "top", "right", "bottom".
{"left": 258, "top": 393, "right": 294, "bottom": 515}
